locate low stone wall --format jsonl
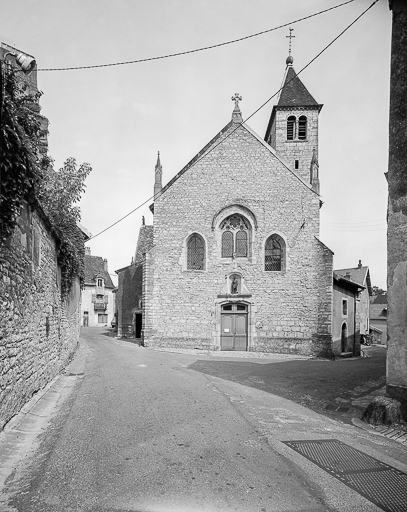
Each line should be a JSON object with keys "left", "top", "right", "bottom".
{"left": 0, "top": 203, "right": 80, "bottom": 430}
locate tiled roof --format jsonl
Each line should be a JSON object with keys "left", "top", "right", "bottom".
{"left": 371, "top": 293, "right": 387, "bottom": 305}
{"left": 334, "top": 266, "right": 372, "bottom": 295}
{"left": 84, "top": 255, "right": 114, "bottom": 288}
{"left": 278, "top": 66, "right": 319, "bottom": 107}
{"left": 134, "top": 225, "right": 154, "bottom": 263}
{"left": 370, "top": 303, "right": 387, "bottom": 321}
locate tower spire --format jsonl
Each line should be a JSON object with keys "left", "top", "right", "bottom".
{"left": 154, "top": 151, "right": 162, "bottom": 199}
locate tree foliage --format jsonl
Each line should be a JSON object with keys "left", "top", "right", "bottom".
{"left": 1, "top": 67, "right": 91, "bottom": 295}
{"left": 38, "top": 158, "right": 92, "bottom": 295}
{"left": 0, "top": 69, "right": 45, "bottom": 240}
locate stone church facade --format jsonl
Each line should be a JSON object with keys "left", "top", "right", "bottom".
{"left": 133, "top": 57, "right": 334, "bottom": 356}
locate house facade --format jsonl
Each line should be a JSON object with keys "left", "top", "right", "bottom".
{"left": 334, "top": 261, "right": 372, "bottom": 343}
{"left": 332, "top": 273, "right": 364, "bottom": 356}
{"left": 81, "top": 248, "right": 115, "bottom": 327}
{"left": 133, "top": 56, "right": 334, "bottom": 356}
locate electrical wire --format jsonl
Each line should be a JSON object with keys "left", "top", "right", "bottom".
{"left": 87, "top": 0, "right": 379, "bottom": 241}
{"left": 38, "top": 0, "right": 355, "bottom": 71}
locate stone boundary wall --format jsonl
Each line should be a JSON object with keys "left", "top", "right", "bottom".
{"left": 0, "top": 202, "right": 80, "bottom": 430}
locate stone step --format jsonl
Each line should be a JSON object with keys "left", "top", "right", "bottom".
{"left": 339, "top": 352, "right": 354, "bottom": 358}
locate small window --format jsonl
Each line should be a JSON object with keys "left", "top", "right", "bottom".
{"left": 265, "top": 236, "right": 283, "bottom": 271}
{"left": 187, "top": 233, "right": 205, "bottom": 270}
{"left": 342, "top": 299, "right": 348, "bottom": 316}
{"left": 222, "top": 304, "right": 232, "bottom": 311}
{"left": 97, "top": 278, "right": 103, "bottom": 287}
{"left": 236, "top": 304, "right": 247, "bottom": 311}
{"left": 298, "top": 116, "right": 307, "bottom": 140}
{"left": 287, "top": 116, "right": 296, "bottom": 140}
{"left": 221, "top": 230, "right": 234, "bottom": 258}
{"left": 295, "top": 159, "right": 299, "bottom": 170}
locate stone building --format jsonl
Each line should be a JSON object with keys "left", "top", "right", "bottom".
{"left": 115, "top": 223, "right": 153, "bottom": 339}
{"left": 81, "top": 248, "right": 115, "bottom": 327}
{"left": 387, "top": 0, "right": 407, "bottom": 418}
{"left": 128, "top": 56, "right": 334, "bottom": 355}
{"left": 370, "top": 293, "right": 387, "bottom": 345}
{"left": 0, "top": 202, "right": 82, "bottom": 430}
{"left": 334, "top": 261, "right": 372, "bottom": 343}
{"left": 0, "top": 45, "right": 83, "bottom": 430}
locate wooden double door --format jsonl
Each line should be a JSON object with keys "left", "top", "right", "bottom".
{"left": 220, "top": 303, "right": 248, "bottom": 351}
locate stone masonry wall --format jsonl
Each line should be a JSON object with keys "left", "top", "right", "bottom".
{"left": 273, "top": 108, "right": 319, "bottom": 185}
{"left": 0, "top": 203, "right": 80, "bottom": 430}
{"left": 145, "top": 122, "right": 333, "bottom": 355}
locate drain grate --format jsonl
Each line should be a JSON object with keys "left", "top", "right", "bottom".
{"left": 283, "top": 439, "right": 407, "bottom": 512}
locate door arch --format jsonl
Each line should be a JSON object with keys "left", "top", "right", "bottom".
{"left": 221, "top": 303, "right": 248, "bottom": 351}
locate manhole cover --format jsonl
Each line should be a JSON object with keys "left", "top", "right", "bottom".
{"left": 283, "top": 439, "right": 407, "bottom": 512}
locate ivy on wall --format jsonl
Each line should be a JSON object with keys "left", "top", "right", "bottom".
{"left": 0, "top": 68, "right": 92, "bottom": 296}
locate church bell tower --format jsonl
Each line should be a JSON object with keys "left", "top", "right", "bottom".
{"left": 265, "top": 32, "right": 323, "bottom": 193}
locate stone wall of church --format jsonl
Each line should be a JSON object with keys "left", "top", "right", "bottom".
{"left": 0, "top": 202, "right": 80, "bottom": 430}
{"left": 144, "top": 123, "right": 333, "bottom": 356}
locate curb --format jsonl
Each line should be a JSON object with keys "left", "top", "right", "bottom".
{"left": 352, "top": 417, "right": 407, "bottom": 445}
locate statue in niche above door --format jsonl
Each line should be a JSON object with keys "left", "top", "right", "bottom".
{"left": 230, "top": 274, "right": 241, "bottom": 294}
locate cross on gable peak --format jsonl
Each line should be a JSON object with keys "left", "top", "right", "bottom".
{"left": 232, "top": 93, "right": 242, "bottom": 109}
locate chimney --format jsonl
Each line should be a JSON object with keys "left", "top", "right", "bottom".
{"left": 85, "top": 247, "right": 91, "bottom": 256}
{"left": 103, "top": 258, "right": 108, "bottom": 272}
{"left": 358, "top": 260, "right": 362, "bottom": 269}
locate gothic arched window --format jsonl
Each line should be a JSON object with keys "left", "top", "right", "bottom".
{"left": 265, "top": 234, "right": 285, "bottom": 271}
{"left": 221, "top": 231, "right": 233, "bottom": 258}
{"left": 221, "top": 214, "right": 250, "bottom": 258}
{"left": 298, "top": 116, "right": 307, "bottom": 140}
{"left": 187, "top": 233, "right": 205, "bottom": 270}
{"left": 287, "top": 116, "right": 296, "bottom": 140}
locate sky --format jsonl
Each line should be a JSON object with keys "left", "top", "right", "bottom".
{"left": 2, "top": 0, "right": 391, "bottom": 289}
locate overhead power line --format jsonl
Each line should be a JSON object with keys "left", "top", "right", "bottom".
{"left": 88, "top": 0, "right": 379, "bottom": 241}
{"left": 38, "top": 0, "right": 355, "bottom": 71}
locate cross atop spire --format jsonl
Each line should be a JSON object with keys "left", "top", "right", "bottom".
{"left": 286, "top": 27, "right": 295, "bottom": 66}
{"left": 286, "top": 27, "right": 295, "bottom": 56}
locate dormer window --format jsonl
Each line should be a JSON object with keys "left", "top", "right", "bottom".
{"left": 97, "top": 278, "right": 103, "bottom": 287}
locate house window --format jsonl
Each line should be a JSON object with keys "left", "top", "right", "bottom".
{"left": 220, "top": 214, "right": 250, "bottom": 258}
{"left": 98, "top": 314, "right": 108, "bottom": 323}
{"left": 265, "top": 234, "right": 285, "bottom": 271}
{"left": 187, "top": 233, "right": 205, "bottom": 270}
{"left": 342, "top": 299, "right": 348, "bottom": 316}
{"left": 97, "top": 278, "right": 103, "bottom": 287}
{"left": 295, "top": 159, "right": 299, "bottom": 170}
{"left": 287, "top": 116, "right": 296, "bottom": 140}
{"left": 298, "top": 116, "right": 307, "bottom": 140}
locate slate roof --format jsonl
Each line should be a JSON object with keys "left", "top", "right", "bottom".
{"left": 135, "top": 225, "right": 154, "bottom": 263}
{"left": 277, "top": 66, "right": 319, "bottom": 107}
{"left": 371, "top": 293, "right": 387, "bottom": 305}
{"left": 334, "top": 266, "right": 372, "bottom": 295}
{"left": 84, "top": 255, "right": 114, "bottom": 288}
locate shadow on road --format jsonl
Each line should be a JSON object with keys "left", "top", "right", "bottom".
{"left": 189, "top": 347, "right": 386, "bottom": 424}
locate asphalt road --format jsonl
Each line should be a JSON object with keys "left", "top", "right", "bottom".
{"left": 189, "top": 345, "right": 387, "bottom": 424}
{"left": 3, "top": 328, "right": 401, "bottom": 512}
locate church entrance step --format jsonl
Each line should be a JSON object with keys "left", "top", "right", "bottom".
{"left": 339, "top": 352, "right": 354, "bottom": 358}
